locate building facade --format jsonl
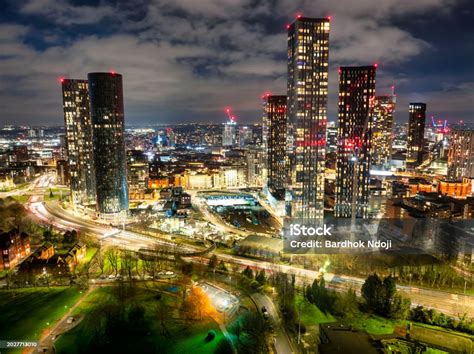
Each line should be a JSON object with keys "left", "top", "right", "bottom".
{"left": 222, "top": 121, "right": 237, "bottom": 147}
{"left": 335, "top": 66, "right": 376, "bottom": 218}
{"left": 61, "top": 79, "right": 96, "bottom": 205}
{"left": 448, "top": 128, "right": 474, "bottom": 179}
{"left": 286, "top": 17, "right": 330, "bottom": 221}
{"left": 0, "top": 230, "right": 30, "bottom": 271}
{"left": 88, "top": 72, "right": 128, "bottom": 218}
{"left": 263, "top": 95, "right": 287, "bottom": 198}
{"left": 370, "top": 95, "right": 396, "bottom": 167}
{"left": 407, "top": 103, "right": 427, "bottom": 166}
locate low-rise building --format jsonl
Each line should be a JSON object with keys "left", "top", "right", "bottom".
{"left": 0, "top": 229, "right": 31, "bottom": 270}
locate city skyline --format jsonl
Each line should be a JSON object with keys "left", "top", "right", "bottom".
{"left": 0, "top": 0, "right": 473, "bottom": 126}
{"left": 0, "top": 4, "right": 473, "bottom": 354}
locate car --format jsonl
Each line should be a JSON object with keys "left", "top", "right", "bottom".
{"left": 261, "top": 306, "right": 269, "bottom": 319}
{"left": 108, "top": 274, "right": 116, "bottom": 279}
{"left": 66, "top": 317, "right": 75, "bottom": 324}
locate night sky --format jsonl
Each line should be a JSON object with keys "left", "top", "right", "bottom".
{"left": 0, "top": 0, "right": 473, "bottom": 126}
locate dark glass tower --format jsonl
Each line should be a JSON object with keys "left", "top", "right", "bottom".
{"left": 407, "top": 103, "right": 427, "bottom": 166}
{"left": 335, "top": 66, "right": 376, "bottom": 219}
{"left": 61, "top": 79, "right": 95, "bottom": 206}
{"left": 88, "top": 72, "right": 128, "bottom": 218}
{"left": 263, "top": 95, "right": 287, "bottom": 199}
{"left": 287, "top": 17, "right": 330, "bottom": 221}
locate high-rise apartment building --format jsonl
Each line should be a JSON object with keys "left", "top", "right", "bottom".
{"left": 263, "top": 95, "right": 287, "bottom": 198}
{"left": 222, "top": 121, "right": 237, "bottom": 147}
{"left": 448, "top": 128, "right": 474, "bottom": 179}
{"left": 407, "top": 103, "right": 427, "bottom": 166}
{"left": 61, "top": 79, "right": 96, "bottom": 205}
{"left": 88, "top": 72, "right": 128, "bottom": 218}
{"left": 370, "top": 95, "right": 396, "bottom": 167}
{"left": 286, "top": 17, "right": 330, "bottom": 220}
{"left": 335, "top": 66, "right": 376, "bottom": 219}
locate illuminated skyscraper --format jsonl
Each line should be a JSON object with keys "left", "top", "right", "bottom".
{"left": 407, "top": 103, "right": 427, "bottom": 166}
{"left": 222, "top": 121, "right": 236, "bottom": 147}
{"left": 88, "top": 72, "right": 128, "bottom": 218}
{"left": 286, "top": 17, "right": 330, "bottom": 220}
{"left": 335, "top": 66, "right": 376, "bottom": 219}
{"left": 448, "top": 128, "right": 474, "bottom": 179}
{"left": 61, "top": 79, "right": 95, "bottom": 205}
{"left": 263, "top": 95, "right": 287, "bottom": 198}
{"left": 370, "top": 94, "right": 396, "bottom": 167}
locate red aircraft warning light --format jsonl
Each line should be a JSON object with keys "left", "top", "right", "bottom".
{"left": 326, "top": 16, "right": 332, "bottom": 21}
{"left": 58, "top": 76, "right": 65, "bottom": 84}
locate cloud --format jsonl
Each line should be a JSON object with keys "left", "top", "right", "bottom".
{"left": 20, "top": 0, "right": 115, "bottom": 25}
{"left": 0, "top": 0, "right": 468, "bottom": 125}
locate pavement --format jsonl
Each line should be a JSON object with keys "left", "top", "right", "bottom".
{"left": 251, "top": 292, "right": 295, "bottom": 354}
{"left": 33, "top": 287, "right": 94, "bottom": 354}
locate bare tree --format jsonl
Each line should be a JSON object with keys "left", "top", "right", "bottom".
{"left": 107, "top": 247, "right": 120, "bottom": 276}
{"left": 95, "top": 247, "right": 106, "bottom": 275}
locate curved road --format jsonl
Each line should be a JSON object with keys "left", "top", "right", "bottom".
{"left": 25, "top": 180, "right": 474, "bottom": 319}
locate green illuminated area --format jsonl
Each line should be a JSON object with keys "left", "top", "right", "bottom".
{"left": 54, "top": 285, "right": 226, "bottom": 354}
{"left": 0, "top": 287, "right": 83, "bottom": 347}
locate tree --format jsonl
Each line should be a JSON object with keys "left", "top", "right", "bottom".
{"left": 208, "top": 254, "right": 218, "bottom": 270}
{"left": 334, "top": 288, "right": 359, "bottom": 321}
{"left": 155, "top": 293, "right": 169, "bottom": 336}
{"left": 43, "top": 229, "right": 54, "bottom": 242}
{"left": 361, "top": 273, "right": 384, "bottom": 314}
{"left": 106, "top": 247, "right": 120, "bottom": 276}
{"left": 242, "top": 266, "right": 253, "bottom": 279}
{"left": 181, "top": 261, "right": 194, "bottom": 276}
{"left": 182, "top": 286, "right": 217, "bottom": 321}
{"left": 389, "top": 293, "right": 411, "bottom": 320}
{"left": 95, "top": 247, "right": 106, "bottom": 275}
{"left": 382, "top": 276, "right": 397, "bottom": 316}
{"left": 216, "top": 260, "right": 227, "bottom": 272}
{"left": 362, "top": 273, "right": 410, "bottom": 319}
{"left": 121, "top": 250, "right": 137, "bottom": 282}
{"left": 63, "top": 230, "right": 78, "bottom": 244}
{"left": 255, "top": 270, "right": 266, "bottom": 285}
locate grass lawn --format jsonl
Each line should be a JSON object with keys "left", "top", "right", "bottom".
{"left": 425, "top": 348, "right": 449, "bottom": 354}
{"left": 54, "top": 287, "right": 114, "bottom": 353}
{"left": 55, "top": 286, "right": 225, "bottom": 354}
{"left": 0, "top": 287, "right": 84, "bottom": 342}
{"left": 411, "top": 323, "right": 473, "bottom": 353}
{"left": 295, "top": 294, "right": 335, "bottom": 326}
{"left": 349, "top": 314, "right": 404, "bottom": 335}
{"left": 171, "top": 320, "right": 225, "bottom": 354}
{"left": 83, "top": 247, "right": 97, "bottom": 263}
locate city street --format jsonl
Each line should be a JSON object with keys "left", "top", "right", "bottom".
{"left": 251, "top": 292, "right": 295, "bottom": 354}
{"left": 22, "top": 176, "right": 474, "bottom": 319}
